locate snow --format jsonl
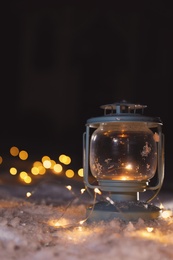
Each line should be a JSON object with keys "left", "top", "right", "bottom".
{"left": 1, "top": 174, "right": 173, "bottom": 260}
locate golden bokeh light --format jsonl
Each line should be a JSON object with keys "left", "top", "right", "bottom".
{"left": 0, "top": 156, "right": 3, "bottom": 164}
{"left": 26, "top": 192, "right": 32, "bottom": 197}
{"left": 43, "top": 159, "right": 51, "bottom": 169}
{"left": 78, "top": 168, "right": 83, "bottom": 177}
{"left": 50, "top": 159, "right": 56, "bottom": 169}
{"left": 42, "top": 155, "right": 50, "bottom": 162}
{"left": 10, "top": 167, "right": 18, "bottom": 175}
{"left": 31, "top": 166, "right": 40, "bottom": 175}
{"left": 65, "top": 169, "right": 74, "bottom": 178}
{"left": 19, "top": 150, "right": 28, "bottom": 160}
{"left": 1, "top": 145, "right": 83, "bottom": 185}
{"left": 38, "top": 165, "right": 46, "bottom": 175}
{"left": 53, "top": 163, "right": 63, "bottom": 174}
{"left": 10, "top": 146, "right": 19, "bottom": 156}
{"left": 33, "top": 161, "right": 43, "bottom": 167}
{"left": 19, "top": 171, "right": 28, "bottom": 179}
{"left": 59, "top": 154, "right": 71, "bottom": 165}
{"left": 24, "top": 175, "right": 32, "bottom": 184}
{"left": 19, "top": 171, "right": 32, "bottom": 184}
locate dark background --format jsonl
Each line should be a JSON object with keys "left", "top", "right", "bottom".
{"left": 1, "top": 1, "right": 172, "bottom": 187}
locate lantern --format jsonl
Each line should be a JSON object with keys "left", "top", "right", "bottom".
{"left": 83, "top": 101, "right": 164, "bottom": 222}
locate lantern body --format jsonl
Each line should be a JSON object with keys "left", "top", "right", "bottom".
{"left": 83, "top": 101, "right": 164, "bottom": 221}
{"left": 90, "top": 122, "right": 157, "bottom": 181}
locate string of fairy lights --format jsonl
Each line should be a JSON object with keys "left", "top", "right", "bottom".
{"left": 0, "top": 145, "right": 84, "bottom": 184}
{"left": 0, "top": 145, "right": 173, "bottom": 237}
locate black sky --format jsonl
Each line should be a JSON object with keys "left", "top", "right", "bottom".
{"left": 1, "top": 0, "right": 173, "bottom": 180}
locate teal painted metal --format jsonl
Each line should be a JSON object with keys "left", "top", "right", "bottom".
{"left": 86, "top": 201, "right": 162, "bottom": 223}
{"left": 83, "top": 101, "right": 165, "bottom": 222}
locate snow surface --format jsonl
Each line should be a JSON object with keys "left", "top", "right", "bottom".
{"left": 1, "top": 174, "right": 173, "bottom": 260}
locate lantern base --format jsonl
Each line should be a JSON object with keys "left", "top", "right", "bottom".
{"left": 86, "top": 200, "right": 162, "bottom": 223}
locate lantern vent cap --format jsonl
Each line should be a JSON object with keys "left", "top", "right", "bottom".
{"left": 100, "top": 100, "right": 147, "bottom": 115}
{"left": 86, "top": 100, "right": 163, "bottom": 126}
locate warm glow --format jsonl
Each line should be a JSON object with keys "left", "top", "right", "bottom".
{"left": 161, "top": 210, "right": 172, "bottom": 219}
{"left": 112, "top": 176, "right": 132, "bottom": 180}
{"left": 48, "top": 218, "right": 70, "bottom": 227}
{"left": 59, "top": 154, "right": 71, "bottom": 165}
{"left": 53, "top": 163, "right": 63, "bottom": 173}
{"left": 48, "top": 219, "right": 97, "bottom": 242}
{"left": 42, "top": 155, "right": 50, "bottom": 162}
{"left": 135, "top": 229, "right": 154, "bottom": 239}
{"left": 79, "top": 220, "right": 86, "bottom": 225}
{"left": 26, "top": 192, "right": 32, "bottom": 197}
{"left": 10, "top": 146, "right": 19, "bottom": 156}
{"left": 153, "top": 132, "right": 160, "bottom": 142}
{"left": 146, "top": 227, "right": 154, "bottom": 232}
{"left": 94, "top": 188, "right": 102, "bottom": 195}
{"left": 125, "top": 164, "right": 133, "bottom": 170}
{"left": 31, "top": 166, "right": 39, "bottom": 175}
{"left": 33, "top": 161, "right": 43, "bottom": 167}
{"left": 121, "top": 176, "right": 129, "bottom": 180}
{"left": 23, "top": 176, "right": 32, "bottom": 184}
{"left": 81, "top": 188, "right": 86, "bottom": 194}
{"left": 65, "top": 169, "right": 74, "bottom": 178}
{"left": 19, "top": 171, "right": 32, "bottom": 184}
{"left": 19, "top": 171, "right": 27, "bottom": 179}
{"left": 32, "top": 161, "right": 46, "bottom": 174}
{"left": 38, "top": 165, "right": 46, "bottom": 175}
{"left": 159, "top": 203, "right": 164, "bottom": 209}
{"left": 118, "top": 133, "right": 128, "bottom": 138}
{"left": 130, "top": 227, "right": 173, "bottom": 245}
{"left": 66, "top": 185, "right": 72, "bottom": 191}
{"left": 10, "top": 167, "right": 17, "bottom": 175}
{"left": 43, "top": 159, "right": 51, "bottom": 169}
{"left": 50, "top": 159, "right": 56, "bottom": 169}
{"left": 0, "top": 143, "right": 83, "bottom": 188}
{"left": 78, "top": 168, "right": 83, "bottom": 177}
{"left": 19, "top": 150, "right": 28, "bottom": 160}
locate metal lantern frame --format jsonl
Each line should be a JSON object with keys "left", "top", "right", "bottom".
{"left": 83, "top": 102, "right": 164, "bottom": 221}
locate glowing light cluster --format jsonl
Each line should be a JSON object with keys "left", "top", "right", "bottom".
{"left": 1, "top": 145, "right": 173, "bottom": 235}
{"left": 0, "top": 145, "right": 83, "bottom": 184}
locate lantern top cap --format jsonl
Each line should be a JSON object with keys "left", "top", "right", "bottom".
{"left": 100, "top": 101, "right": 147, "bottom": 115}
{"left": 86, "top": 100, "right": 162, "bottom": 126}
